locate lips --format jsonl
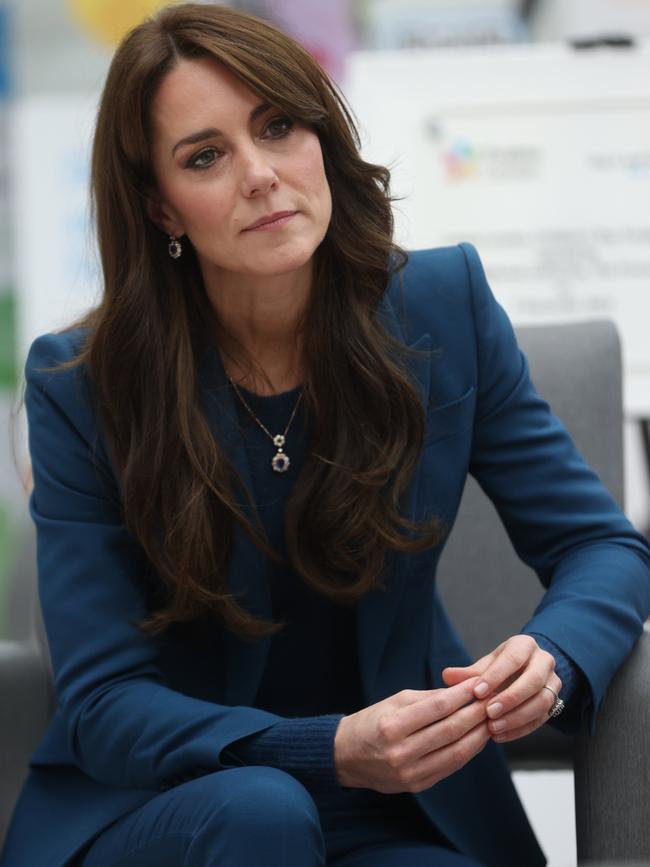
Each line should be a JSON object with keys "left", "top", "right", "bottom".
{"left": 243, "top": 210, "right": 298, "bottom": 231}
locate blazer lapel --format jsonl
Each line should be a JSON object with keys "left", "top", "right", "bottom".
{"left": 357, "top": 293, "right": 432, "bottom": 702}
{"left": 198, "top": 345, "right": 272, "bottom": 706}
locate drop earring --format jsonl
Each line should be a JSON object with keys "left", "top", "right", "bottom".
{"left": 168, "top": 235, "right": 182, "bottom": 259}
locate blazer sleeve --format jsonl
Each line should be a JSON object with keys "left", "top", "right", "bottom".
{"left": 460, "top": 241, "right": 650, "bottom": 731}
{"left": 24, "top": 332, "right": 283, "bottom": 791}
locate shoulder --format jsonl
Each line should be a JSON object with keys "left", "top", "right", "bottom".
{"left": 392, "top": 243, "right": 475, "bottom": 290}
{"left": 26, "top": 327, "right": 90, "bottom": 376}
{"left": 25, "top": 327, "right": 93, "bottom": 400}
{"left": 386, "top": 242, "right": 490, "bottom": 345}
{"left": 24, "top": 327, "right": 99, "bottom": 443}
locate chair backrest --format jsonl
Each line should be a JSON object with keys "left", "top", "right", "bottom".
{"left": 0, "top": 511, "right": 55, "bottom": 846}
{"left": 436, "top": 319, "right": 624, "bottom": 767}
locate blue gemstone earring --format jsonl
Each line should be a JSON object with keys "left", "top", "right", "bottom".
{"left": 168, "top": 235, "right": 182, "bottom": 259}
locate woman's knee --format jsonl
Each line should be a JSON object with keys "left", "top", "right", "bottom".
{"left": 79, "top": 767, "right": 325, "bottom": 867}
{"left": 209, "top": 766, "right": 321, "bottom": 831}
{"left": 189, "top": 766, "right": 325, "bottom": 863}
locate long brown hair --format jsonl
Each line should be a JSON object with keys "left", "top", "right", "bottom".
{"left": 32, "top": 2, "right": 442, "bottom": 639}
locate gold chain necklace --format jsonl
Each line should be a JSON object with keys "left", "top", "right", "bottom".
{"left": 228, "top": 377, "right": 304, "bottom": 473}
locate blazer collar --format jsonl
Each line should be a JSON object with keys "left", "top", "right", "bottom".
{"left": 198, "top": 290, "right": 432, "bottom": 705}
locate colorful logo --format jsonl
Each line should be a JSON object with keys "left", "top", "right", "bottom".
{"left": 443, "top": 138, "right": 477, "bottom": 181}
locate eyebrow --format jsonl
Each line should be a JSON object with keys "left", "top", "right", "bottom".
{"left": 170, "top": 101, "right": 272, "bottom": 157}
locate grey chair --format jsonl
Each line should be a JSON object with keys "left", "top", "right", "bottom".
{"left": 437, "top": 320, "right": 650, "bottom": 865}
{"left": 0, "top": 511, "right": 54, "bottom": 847}
{"left": 1, "top": 320, "right": 649, "bottom": 864}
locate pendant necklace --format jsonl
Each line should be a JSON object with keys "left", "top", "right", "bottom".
{"left": 228, "top": 377, "right": 303, "bottom": 473}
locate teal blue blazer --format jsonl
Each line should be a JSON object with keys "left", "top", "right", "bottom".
{"left": 3, "top": 243, "right": 650, "bottom": 867}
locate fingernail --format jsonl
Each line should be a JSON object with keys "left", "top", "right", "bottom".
{"left": 491, "top": 718, "right": 506, "bottom": 732}
{"left": 487, "top": 702, "right": 503, "bottom": 718}
{"left": 474, "top": 681, "right": 489, "bottom": 697}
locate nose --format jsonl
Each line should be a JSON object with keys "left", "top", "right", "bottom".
{"left": 240, "top": 147, "right": 279, "bottom": 197}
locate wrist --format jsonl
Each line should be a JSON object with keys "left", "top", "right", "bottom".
{"left": 333, "top": 714, "right": 357, "bottom": 788}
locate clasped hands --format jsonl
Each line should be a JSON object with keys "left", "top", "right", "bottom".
{"left": 334, "top": 634, "right": 562, "bottom": 794}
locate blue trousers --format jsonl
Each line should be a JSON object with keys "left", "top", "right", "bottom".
{"left": 77, "top": 767, "right": 484, "bottom": 866}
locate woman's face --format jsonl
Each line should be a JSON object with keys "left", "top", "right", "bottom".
{"left": 147, "top": 56, "right": 333, "bottom": 284}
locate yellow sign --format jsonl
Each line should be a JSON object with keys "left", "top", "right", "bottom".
{"left": 67, "top": 0, "right": 172, "bottom": 47}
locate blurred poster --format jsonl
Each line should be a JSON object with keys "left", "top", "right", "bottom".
{"left": 345, "top": 41, "right": 650, "bottom": 415}
{"left": 361, "top": 0, "right": 526, "bottom": 49}
{"left": 235, "top": 0, "right": 356, "bottom": 83}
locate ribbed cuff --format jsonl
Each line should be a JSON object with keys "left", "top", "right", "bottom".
{"left": 221, "top": 713, "right": 346, "bottom": 794}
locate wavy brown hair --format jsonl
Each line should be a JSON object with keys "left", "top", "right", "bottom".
{"left": 29, "top": 2, "right": 442, "bottom": 639}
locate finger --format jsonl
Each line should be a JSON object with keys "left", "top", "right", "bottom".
{"left": 442, "top": 646, "right": 503, "bottom": 685}
{"left": 485, "top": 654, "right": 558, "bottom": 721}
{"left": 390, "top": 678, "right": 481, "bottom": 740}
{"left": 442, "top": 659, "right": 491, "bottom": 685}
{"left": 412, "top": 721, "right": 491, "bottom": 792}
{"left": 403, "top": 695, "right": 490, "bottom": 759}
{"left": 473, "top": 635, "right": 541, "bottom": 700}
{"left": 444, "top": 667, "right": 517, "bottom": 691}
{"left": 491, "top": 716, "right": 549, "bottom": 743}
{"left": 487, "top": 676, "right": 561, "bottom": 737}
{"left": 445, "top": 646, "right": 499, "bottom": 681}
{"left": 495, "top": 676, "right": 563, "bottom": 743}
{"left": 441, "top": 667, "right": 480, "bottom": 686}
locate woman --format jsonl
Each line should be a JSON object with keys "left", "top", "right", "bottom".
{"left": 3, "top": 4, "right": 649, "bottom": 866}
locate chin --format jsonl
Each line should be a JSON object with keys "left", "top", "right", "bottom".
{"left": 250, "top": 245, "right": 317, "bottom": 276}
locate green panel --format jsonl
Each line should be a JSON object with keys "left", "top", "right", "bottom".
{"left": 0, "top": 289, "right": 16, "bottom": 391}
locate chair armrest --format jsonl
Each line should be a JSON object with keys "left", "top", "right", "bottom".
{"left": 574, "top": 627, "right": 650, "bottom": 863}
{"left": 0, "top": 640, "right": 54, "bottom": 846}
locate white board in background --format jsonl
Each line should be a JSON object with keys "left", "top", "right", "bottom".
{"left": 344, "top": 41, "right": 650, "bottom": 416}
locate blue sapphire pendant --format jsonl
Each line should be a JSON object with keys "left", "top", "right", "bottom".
{"left": 271, "top": 434, "right": 290, "bottom": 473}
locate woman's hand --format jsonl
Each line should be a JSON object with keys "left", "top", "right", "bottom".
{"left": 333, "top": 678, "right": 491, "bottom": 793}
{"left": 441, "top": 634, "right": 562, "bottom": 744}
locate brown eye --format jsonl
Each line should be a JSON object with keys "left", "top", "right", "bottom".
{"left": 265, "top": 116, "right": 293, "bottom": 138}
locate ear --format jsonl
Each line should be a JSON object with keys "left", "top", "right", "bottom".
{"left": 145, "top": 188, "right": 184, "bottom": 237}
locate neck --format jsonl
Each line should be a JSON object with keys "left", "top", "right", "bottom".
{"left": 204, "top": 265, "right": 310, "bottom": 395}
